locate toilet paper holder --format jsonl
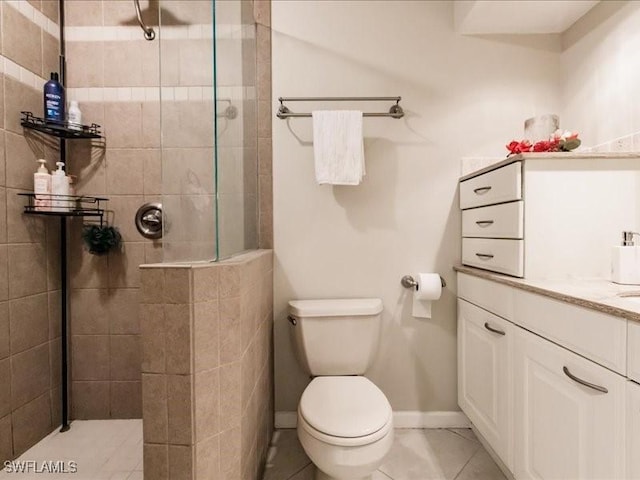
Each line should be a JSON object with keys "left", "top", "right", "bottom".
{"left": 401, "top": 274, "right": 446, "bottom": 289}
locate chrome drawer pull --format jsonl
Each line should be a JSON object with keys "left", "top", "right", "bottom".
{"left": 475, "top": 253, "right": 494, "bottom": 260}
{"left": 475, "top": 220, "right": 494, "bottom": 227}
{"left": 484, "top": 322, "right": 505, "bottom": 336}
{"left": 562, "top": 366, "right": 608, "bottom": 394}
{"left": 473, "top": 186, "right": 492, "bottom": 194}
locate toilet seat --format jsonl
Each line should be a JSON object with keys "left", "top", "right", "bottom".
{"left": 299, "top": 376, "right": 392, "bottom": 447}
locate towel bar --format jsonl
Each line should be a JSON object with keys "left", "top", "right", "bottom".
{"left": 276, "top": 96, "right": 404, "bottom": 119}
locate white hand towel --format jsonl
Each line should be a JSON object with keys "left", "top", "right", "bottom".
{"left": 312, "top": 110, "right": 365, "bottom": 185}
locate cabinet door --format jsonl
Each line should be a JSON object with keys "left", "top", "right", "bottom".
{"left": 514, "top": 327, "right": 626, "bottom": 480}
{"left": 629, "top": 381, "right": 640, "bottom": 479}
{"left": 458, "top": 299, "right": 513, "bottom": 470}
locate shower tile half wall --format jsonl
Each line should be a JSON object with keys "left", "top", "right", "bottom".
{"left": 140, "top": 250, "right": 274, "bottom": 480}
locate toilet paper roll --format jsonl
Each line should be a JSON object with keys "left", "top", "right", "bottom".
{"left": 412, "top": 273, "right": 442, "bottom": 319}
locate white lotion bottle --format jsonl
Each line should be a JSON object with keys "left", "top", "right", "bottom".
{"left": 51, "top": 162, "right": 70, "bottom": 212}
{"left": 34, "top": 159, "right": 51, "bottom": 211}
{"left": 611, "top": 231, "right": 640, "bottom": 285}
{"left": 68, "top": 100, "right": 82, "bottom": 131}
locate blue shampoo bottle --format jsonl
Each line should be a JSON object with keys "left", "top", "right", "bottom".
{"left": 44, "top": 72, "right": 65, "bottom": 123}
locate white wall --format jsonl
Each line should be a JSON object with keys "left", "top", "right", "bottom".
{"left": 272, "top": 1, "right": 561, "bottom": 413}
{"left": 562, "top": 1, "right": 640, "bottom": 146}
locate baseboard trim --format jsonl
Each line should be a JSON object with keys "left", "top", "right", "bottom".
{"left": 275, "top": 411, "right": 470, "bottom": 429}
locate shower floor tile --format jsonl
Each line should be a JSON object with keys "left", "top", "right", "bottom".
{"left": 263, "top": 428, "right": 507, "bottom": 480}
{"left": 0, "top": 420, "right": 142, "bottom": 480}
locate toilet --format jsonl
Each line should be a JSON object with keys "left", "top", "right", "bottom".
{"left": 288, "top": 298, "right": 393, "bottom": 480}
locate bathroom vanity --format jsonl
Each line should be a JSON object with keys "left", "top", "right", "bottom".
{"left": 456, "top": 267, "right": 640, "bottom": 480}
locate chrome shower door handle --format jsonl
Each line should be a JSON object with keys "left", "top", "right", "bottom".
{"left": 133, "top": 0, "right": 155, "bottom": 40}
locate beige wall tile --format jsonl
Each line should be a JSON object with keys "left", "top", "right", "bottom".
{"left": 195, "top": 434, "right": 219, "bottom": 479}
{"left": 162, "top": 1, "right": 212, "bottom": 25}
{"left": 141, "top": 269, "right": 164, "bottom": 304}
{"left": 164, "top": 269, "right": 191, "bottom": 304}
{"left": 8, "top": 243, "right": 47, "bottom": 299}
{"left": 41, "top": 1, "right": 58, "bottom": 23}
{"left": 144, "top": 443, "right": 168, "bottom": 480}
{"left": 104, "top": 103, "right": 143, "bottom": 148}
{"left": 106, "top": 149, "right": 145, "bottom": 195}
{"left": 11, "top": 344, "right": 50, "bottom": 409}
{"left": 11, "top": 393, "right": 52, "bottom": 456}
{"left": 168, "top": 445, "right": 193, "bottom": 480}
{"left": 142, "top": 373, "right": 167, "bottom": 444}
{"left": 193, "top": 301, "right": 219, "bottom": 373}
{"left": 71, "top": 381, "right": 110, "bottom": 419}
{"left": 241, "top": 340, "right": 257, "bottom": 412}
{"left": 167, "top": 375, "right": 192, "bottom": 445}
{"left": 179, "top": 39, "right": 213, "bottom": 86}
{"left": 0, "top": 414, "right": 12, "bottom": 464}
{"left": 9, "top": 293, "right": 49, "bottom": 354}
{"left": 0, "top": 359, "right": 11, "bottom": 417}
{"left": 219, "top": 296, "right": 241, "bottom": 364}
{"left": 70, "top": 289, "right": 109, "bottom": 335}
{"left": 4, "top": 77, "right": 41, "bottom": 135}
{"left": 257, "top": 100, "right": 271, "bottom": 139}
{"left": 2, "top": 3, "right": 43, "bottom": 75}
{"left": 160, "top": 102, "right": 214, "bottom": 149}
{"left": 109, "top": 242, "right": 145, "bottom": 288}
{"left": 219, "top": 427, "right": 241, "bottom": 480}
{"left": 71, "top": 335, "right": 109, "bottom": 381}
{"left": 48, "top": 291, "right": 61, "bottom": 340}
{"left": 193, "top": 266, "right": 218, "bottom": 303}
{"left": 164, "top": 304, "right": 192, "bottom": 375}
{"left": 67, "top": 142, "right": 107, "bottom": 196}
{"left": 42, "top": 31, "right": 59, "bottom": 80}
{"left": 46, "top": 220, "right": 61, "bottom": 291}
{"left": 143, "top": 149, "right": 161, "bottom": 195}
{"left": 254, "top": 0, "right": 271, "bottom": 26}
{"left": 66, "top": 42, "right": 104, "bottom": 88}
{"left": 142, "top": 102, "right": 161, "bottom": 148}
{"left": 0, "top": 248, "right": 7, "bottom": 302}
{"left": 144, "top": 243, "right": 163, "bottom": 265}
{"left": 69, "top": 243, "right": 109, "bottom": 289}
{"left": 219, "top": 265, "right": 240, "bottom": 299}
{"left": 64, "top": 1, "right": 102, "bottom": 27}
{"left": 141, "top": 304, "right": 165, "bottom": 373}
{"left": 6, "top": 187, "right": 45, "bottom": 244}
{"left": 103, "top": 0, "right": 158, "bottom": 26}
{"left": 0, "top": 130, "right": 6, "bottom": 184}
{"left": 49, "top": 339, "right": 61, "bottom": 388}
{"left": 5, "top": 132, "right": 44, "bottom": 190}
{"left": 108, "top": 195, "right": 145, "bottom": 242}
{"left": 109, "top": 288, "right": 140, "bottom": 334}
{"left": 111, "top": 381, "right": 142, "bottom": 419}
{"left": 110, "top": 335, "right": 142, "bottom": 381}
{"left": 194, "top": 368, "right": 219, "bottom": 442}
{"left": 219, "top": 361, "right": 241, "bottom": 432}
{"left": 257, "top": 137, "right": 272, "bottom": 176}
{"left": 0, "top": 303, "right": 8, "bottom": 359}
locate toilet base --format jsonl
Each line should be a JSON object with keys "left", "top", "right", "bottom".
{"left": 315, "top": 466, "right": 372, "bottom": 480}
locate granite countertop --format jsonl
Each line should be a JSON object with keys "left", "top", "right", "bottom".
{"left": 454, "top": 265, "right": 640, "bottom": 323}
{"left": 459, "top": 152, "right": 640, "bottom": 181}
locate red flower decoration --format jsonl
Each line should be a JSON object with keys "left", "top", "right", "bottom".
{"left": 506, "top": 140, "right": 533, "bottom": 155}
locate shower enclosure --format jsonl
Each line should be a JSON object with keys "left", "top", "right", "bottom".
{"left": 157, "top": 0, "right": 259, "bottom": 262}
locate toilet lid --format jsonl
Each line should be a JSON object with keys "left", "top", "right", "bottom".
{"left": 299, "top": 377, "right": 391, "bottom": 438}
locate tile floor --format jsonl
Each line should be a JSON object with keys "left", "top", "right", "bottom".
{"left": 262, "top": 428, "right": 507, "bottom": 480}
{"left": 0, "top": 420, "right": 142, "bottom": 480}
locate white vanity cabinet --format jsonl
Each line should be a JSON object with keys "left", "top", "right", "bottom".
{"left": 457, "top": 272, "right": 632, "bottom": 480}
{"left": 513, "top": 327, "right": 626, "bottom": 480}
{"left": 457, "top": 299, "right": 513, "bottom": 470}
{"left": 628, "top": 381, "right": 640, "bottom": 479}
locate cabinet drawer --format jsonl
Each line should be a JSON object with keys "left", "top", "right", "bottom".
{"left": 629, "top": 321, "right": 640, "bottom": 383}
{"left": 515, "top": 289, "right": 627, "bottom": 375}
{"left": 462, "top": 201, "right": 523, "bottom": 238}
{"left": 460, "top": 162, "right": 522, "bottom": 209}
{"left": 457, "top": 272, "right": 515, "bottom": 321}
{"left": 462, "top": 238, "right": 524, "bottom": 277}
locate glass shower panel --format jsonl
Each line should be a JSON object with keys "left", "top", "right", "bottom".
{"left": 159, "top": 1, "right": 218, "bottom": 262}
{"left": 158, "top": 0, "right": 258, "bottom": 263}
{"left": 215, "top": 0, "right": 258, "bottom": 259}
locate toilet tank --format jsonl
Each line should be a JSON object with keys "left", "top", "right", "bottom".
{"left": 288, "top": 298, "right": 383, "bottom": 376}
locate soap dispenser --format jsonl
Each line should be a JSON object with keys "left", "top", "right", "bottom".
{"left": 611, "top": 231, "right": 640, "bottom": 285}
{"left": 51, "top": 162, "right": 70, "bottom": 212}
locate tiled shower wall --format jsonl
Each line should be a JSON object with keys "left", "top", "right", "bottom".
{"left": 64, "top": 0, "right": 163, "bottom": 420}
{"left": 140, "top": 250, "right": 274, "bottom": 480}
{"left": 0, "top": 0, "right": 64, "bottom": 462}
